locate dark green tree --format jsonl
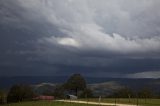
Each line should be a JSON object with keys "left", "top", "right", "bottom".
{"left": 65, "top": 74, "right": 86, "bottom": 96}
{"left": 7, "top": 84, "right": 34, "bottom": 103}
{"left": 53, "top": 84, "right": 65, "bottom": 99}
{"left": 80, "top": 88, "right": 93, "bottom": 98}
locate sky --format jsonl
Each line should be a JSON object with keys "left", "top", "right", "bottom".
{"left": 0, "top": 0, "right": 160, "bottom": 78}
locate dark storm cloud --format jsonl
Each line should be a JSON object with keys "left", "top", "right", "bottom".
{"left": 0, "top": 0, "right": 160, "bottom": 78}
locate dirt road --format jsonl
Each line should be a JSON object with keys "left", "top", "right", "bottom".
{"left": 56, "top": 100, "right": 139, "bottom": 106}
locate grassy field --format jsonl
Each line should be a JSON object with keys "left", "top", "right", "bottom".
{"left": 80, "top": 98, "right": 160, "bottom": 106}
{"left": 0, "top": 99, "right": 160, "bottom": 106}
{"left": 0, "top": 101, "right": 106, "bottom": 106}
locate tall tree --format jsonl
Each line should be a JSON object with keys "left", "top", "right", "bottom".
{"left": 80, "top": 88, "right": 93, "bottom": 98}
{"left": 65, "top": 74, "right": 86, "bottom": 96}
{"left": 53, "top": 84, "right": 65, "bottom": 99}
{"left": 7, "top": 84, "right": 34, "bottom": 103}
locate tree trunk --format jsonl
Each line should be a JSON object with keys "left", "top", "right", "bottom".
{"left": 75, "top": 88, "right": 78, "bottom": 96}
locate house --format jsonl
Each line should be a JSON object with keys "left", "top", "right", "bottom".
{"left": 66, "top": 94, "right": 77, "bottom": 100}
{"left": 33, "top": 95, "right": 54, "bottom": 100}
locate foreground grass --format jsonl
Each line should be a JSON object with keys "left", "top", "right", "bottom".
{"left": 1, "top": 99, "right": 160, "bottom": 106}
{"left": 1, "top": 101, "right": 105, "bottom": 106}
{"left": 80, "top": 98, "right": 160, "bottom": 106}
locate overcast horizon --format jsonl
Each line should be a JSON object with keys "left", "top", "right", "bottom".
{"left": 0, "top": 0, "right": 160, "bottom": 78}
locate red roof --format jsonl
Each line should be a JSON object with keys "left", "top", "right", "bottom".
{"left": 33, "top": 95, "right": 54, "bottom": 100}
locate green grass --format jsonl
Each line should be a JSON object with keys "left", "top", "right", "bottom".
{"left": 1, "top": 99, "right": 160, "bottom": 106}
{"left": 0, "top": 101, "right": 104, "bottom": 106}
{"left": 80, "top": 98, "right": 160, "bottom": 106}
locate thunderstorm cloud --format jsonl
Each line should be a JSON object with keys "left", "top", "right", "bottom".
{"left": 0, "top": 0, "right": 160, "bottom": 78}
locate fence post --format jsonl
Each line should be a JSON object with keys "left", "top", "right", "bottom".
{"left": 136, "top": 97, "right": 139, "bottom": 106}
{"left": 99, "top": 96, "right": 101, "bottom": 106}
{"left": 115, "top": 98, "right": 117, "bottom": 106}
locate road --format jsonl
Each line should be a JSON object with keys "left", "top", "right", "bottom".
{"left": 56, "top": 100, "right": 140, "bottom": 106}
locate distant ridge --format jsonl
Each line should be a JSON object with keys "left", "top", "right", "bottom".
{"left": 0, "top": 76, "right": 67, "bottom": 89}
{"left": 0, "top": 76, "right": 160, "bottom": 90}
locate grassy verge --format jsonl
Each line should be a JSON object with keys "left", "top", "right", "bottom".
{"left": 0, "top": 101, "right": 106, "bottom": 106}
{"left": 80, "top": 98, "right": 160, "bottom": 106}
{"left": 1, "top": 99, "right": 160, "bottom": 106}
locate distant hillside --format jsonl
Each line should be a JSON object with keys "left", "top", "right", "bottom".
{"left": 0, "top": 76, "right": 160, "bottom": 95}
{"left": 32, "top": 83, "right": 56, "bottom": 95}
{"left": 31, "top": 79, "right": 160, "bottom": 97}
{"left": 87, "top": 78, "right": 160, "bottom": 96}
{"left": 0, "top": 76, "right": 67, "bottom": 89}
{"left": 88, "top": 81, "right": 123, "bottom": 97}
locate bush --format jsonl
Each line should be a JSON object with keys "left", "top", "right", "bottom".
{"left": 7, "top": 84, "right": 34, "bottom": 103}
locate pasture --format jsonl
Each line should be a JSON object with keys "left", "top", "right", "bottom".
{"left": 0, "top": 101, "right": 107, "bottom": 106}
{"left": 80, "top": 98, "right": 160, "bottom": 106}
{"left": 0, "top": 98, "right": 160, "bottom": 106}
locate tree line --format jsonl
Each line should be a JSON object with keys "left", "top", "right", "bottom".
{"left": 0, "top": 74, "right": 93, "bottom": 103}
{"left": 0, "top": 74, "right": 160, "bottom": 104}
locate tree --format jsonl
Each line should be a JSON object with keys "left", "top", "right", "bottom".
{"left": 65, "top": 74, "right": 86, "bottom": 96}
{"left": 110, "top": 87, "right": 134, "bottom": 103}
{"left": 53, "top": 84, "right": 65, "bottom": 99}
{"left": 7, "top": 84, "right": 34, "bottom": 103}
{"left": 116, "top": 87, "right": 133, "bottom": 98}
{"left": 138, "top": 87, "right": 153, "bottom": 103}
{"left": 80, "top": 88, "right": 93, "bottom": 98}
{"left": 0, "top": 90, "right": 6, "bottom": 104}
